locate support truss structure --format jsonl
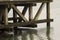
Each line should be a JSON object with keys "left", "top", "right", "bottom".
{"left": 0, "top": 0, "right": 53, "bottom": 40}
{"left": 0, "top": 3, "right": 53, "bottom": 28}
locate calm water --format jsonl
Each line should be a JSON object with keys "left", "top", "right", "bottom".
{"left": 0, "top": 27, "right": 53, "bottom": 40}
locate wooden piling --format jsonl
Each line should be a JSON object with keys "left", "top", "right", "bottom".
{"left": 3, "top": 7, "right": 8, "bottom": 25}
{"left": 46, "top": 2, "right": 51, "bottom": 40}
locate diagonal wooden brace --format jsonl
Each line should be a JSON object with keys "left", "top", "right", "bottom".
{"left": 8, "top": 6, "right": 28, "bottom": 21}
{"left": 33, "top": 3, "right": 45, "bottom": 20}
{"left": 18, "top": 6, "right": 28, "bottom": 22}
{"left": 11, "top": 5, "right": 28, "bottom": 22}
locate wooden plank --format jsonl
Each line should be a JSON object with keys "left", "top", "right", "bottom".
{"left": 46, "top": 2, "right": 51, "bottom": 40}
{"left": 0, "top": 7, "right": 3, "bottom": 24}
{"left": 0, "top": 0, "right": 52, "bottom": 2}
{"left": 33, "top": 3, "right": 45, "bottom": 20}
{"left": 0, "top": 0, "right": 52, "bottom": 5}
{"left": 11, "top": 5, "right": 28, "bottom": 22}
{"left": 14, "top": 3, "right": 36, "bottom": 6}
{"left": 0, "top": 19, "right": 53, "bottom": 28}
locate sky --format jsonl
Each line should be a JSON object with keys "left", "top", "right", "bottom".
{"left": 50, "top": 0, "right": 60, "bottom": 40}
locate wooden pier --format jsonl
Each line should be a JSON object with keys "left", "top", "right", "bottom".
{"left": 0, "top": 0, "right": 53, "bottom": 40}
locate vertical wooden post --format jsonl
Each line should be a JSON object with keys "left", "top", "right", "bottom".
{"left": 3, "top": 7, "right": 8, "bottom": 25}
{"left": 46, "top": 2, "right": 51, "bottom": 40}
{"left": 0, "top": 7, "right": 3, "bottom": 24}
{"left": 13, "top": 10, "right": 17, "bottom": 23}
{"left": 29, "top": 6, "right": 33, "bottom": 21}
{"left": 29, "top": 6, "right": 34, "bottom": 40}
{"left": 13, "top": 9, "right": 17, "bottom": 35}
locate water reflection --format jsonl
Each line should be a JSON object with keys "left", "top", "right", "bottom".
{"left": 0, "top": 32, "right": 13, "bottom": 40}
{"left": 0, "top": 27, "right": 53, "bottom": 40}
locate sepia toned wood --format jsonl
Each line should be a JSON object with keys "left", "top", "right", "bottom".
{"left": 0, "top": 7, "right": 3, "bottom": 24}
{"left": 28, "top": 5, "right": 37, "bottom": 27}
{"left": 14, "top": 3, "right": 36, "bottom": 6}
{"left": 11, "top": 5, "right": 28, "bottom": 22}
{"left": 34, "top": 3, "right": 45, "bottom": 20}
{"left": 8, "top": 17, "right": 20, "bottom": 21}
{"left": 0, "top": 19, "right": 53, "bottom": 28}
{"left": 0, "top": 0, "right": 52, "bottom": 2}
{"left": 13, "top": 9, "right": 18, "bottom": 35}
{"left": 2, "top": 7, "right": 8, "bottom": 25}
{"left": 0, "top": 0, "right": 53, "bottom": 5}
{"left": 0, "top": 0, "right": 52, "bottom": 1}
{"left": 18, "top": 6, "right": 28, "bottom": 22}
{"left": 13, "top": 9, "right": 17, "bottom": 23}
{"left": 5, "top": 7, "right": 8, "bottom": 25}
{"left": 29, "top": 6, "right": 33, "bottom": 21}
{"left": 0, "top": 0, "right": 53, "bottom": 39}
{"left": 46, "top": 2, "right": 51, "bottom": 40}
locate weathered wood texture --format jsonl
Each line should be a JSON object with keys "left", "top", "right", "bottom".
{"left": 0, "top": 19, "right": 53, "bottom": 28}
{"left": 46, "top": 3, "right": 51, "bottom": 39}
{"left": 11, "top": 5, "right": 28, "bottom": 22}
{"left": 34, "top": 3, "right": 45, "bottom": 20}
{"left": 0, "top": 0, "right": 52, "bottom": 5}
{"left": 0, "top": 0, "right": 52, "bottom": 2}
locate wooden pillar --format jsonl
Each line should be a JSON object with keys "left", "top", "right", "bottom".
{"left": 29, "top": 6, "right": 33, "bottom": 21}
{"left": 46, "top": 2, "right": 51, "bottom": 40}
{"left": 0, "top": 7, "right": 3, "bottom": 24}
{"left": 13, "top": 10, "right": 17, "bottom": 23}
{"left": 13, "top": 9, "right": 17, "bottom": 35}
{"left": 26, "top": 5, "right": 37, "bottom": 27}
{"left": 29, "top": 6, "right": 34, "bottom": 40}
{"left": 5, "top": 7, "right": 8, "bottom": 25}
{"left": 2, "top": 6, "right": 8, "bottom": 25}
{"left": 0, "top": 6, "right": 8, "bottom": 32}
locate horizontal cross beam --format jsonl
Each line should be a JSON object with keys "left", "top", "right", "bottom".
{"left": 0, "top": 19, "right": 53, "bottom": 28}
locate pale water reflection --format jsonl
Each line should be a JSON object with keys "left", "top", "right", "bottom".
{"left": 0, "top": 27, "right": 53, "bottom": 40}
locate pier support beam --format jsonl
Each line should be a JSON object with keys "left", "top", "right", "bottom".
{"left": 4, "top": 7, "right": 8, "bottom": 25}
{"left": 46, "top": 2, "right": 51, "bottom": 40}
{"left": 13, "top": 9, "right": 18, "bottom": 35}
